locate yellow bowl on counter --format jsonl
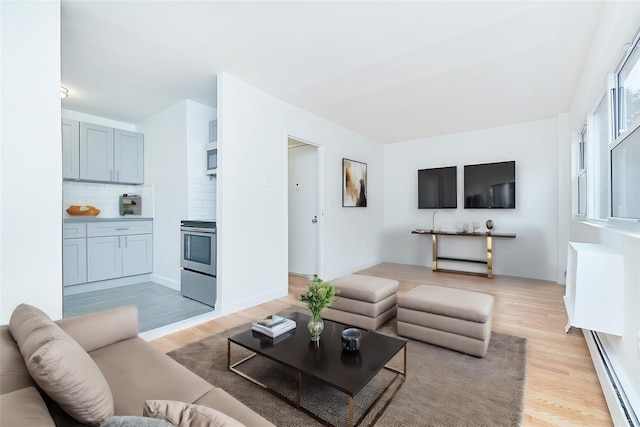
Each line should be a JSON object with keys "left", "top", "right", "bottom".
{"left": 66, "top": 205, "right": 101, "bottom": 216}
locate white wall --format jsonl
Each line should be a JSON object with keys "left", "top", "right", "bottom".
{"left": 567, "top": 1, "right": 640, "bottom": 419}
{"left": 217, "top": 74, "right": 384, "bottom": 314}
{"left": 0, "top": 1, "right": 62, "bottom": 323}
{"left": 383, "top": 118, "right": 559, "bottom": 281}
{"left": 137, "top": 102, "right": 189, "bottom": 289}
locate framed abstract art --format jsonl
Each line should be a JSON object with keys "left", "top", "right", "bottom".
{"left": 342, "top": 158, "right": 367, "bottom": 207}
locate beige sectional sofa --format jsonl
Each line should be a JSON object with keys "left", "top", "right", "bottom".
{"left": 0, "top": 304, "right": 275, "bottom": 427}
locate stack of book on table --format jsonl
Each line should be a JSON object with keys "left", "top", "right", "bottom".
{"left": 252, "top": 314, "right": 296, "bottom": 338}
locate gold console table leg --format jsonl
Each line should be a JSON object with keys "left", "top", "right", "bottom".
{"left": 487, "top": 235, "right": 493, "bottom": 279}
{"left": 432, "top": 234, "right": 438, "bottom": 271}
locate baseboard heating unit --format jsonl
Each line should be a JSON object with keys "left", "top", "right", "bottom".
{"left": 585, "top": 329, "right": 639, "bottom": 427}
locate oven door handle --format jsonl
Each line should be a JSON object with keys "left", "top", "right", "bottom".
{"left": 180, "top": 227, "right": 216, "bottom": 234}
{"left": 186, "top": 235, "right": 191, "bottom": 260}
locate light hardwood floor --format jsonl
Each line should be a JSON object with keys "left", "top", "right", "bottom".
{"left": 150, "top": 262, "right": 613, "bottom": 427}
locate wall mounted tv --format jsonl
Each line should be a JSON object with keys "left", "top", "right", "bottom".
{"left": 464, "top": 161, "right": 515, "bottom": 209}
{"left": 418, "top": 166, "right": 457, "bottom": 209}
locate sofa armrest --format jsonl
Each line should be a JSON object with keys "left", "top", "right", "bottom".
{"left": 56, "top": 305, "right": 139, "bottom": 352}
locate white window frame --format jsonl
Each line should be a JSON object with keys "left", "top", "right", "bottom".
{"left": 576, "top": 126, "right": 587, "bottom": 218}
{"left": 587, "top": 92, "right": 612, "bottom": 221}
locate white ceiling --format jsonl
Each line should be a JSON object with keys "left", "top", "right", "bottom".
{"left": 61, "top": 1, "right": 604, "bottom": 143}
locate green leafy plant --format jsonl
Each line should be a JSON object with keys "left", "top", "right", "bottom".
{"left": 299, "top": 275, "right": 339, "bottom": 321}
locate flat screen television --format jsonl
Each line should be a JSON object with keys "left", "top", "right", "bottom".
{"left": 418, "top": 166, "right": 457, "bottom": 209}
{"left": 464, "top": 161, "right": 515, "bottom": 209}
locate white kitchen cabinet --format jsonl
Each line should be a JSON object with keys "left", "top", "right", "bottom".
{"left": 86, "top": 220, "right": 153, "bottom": 282}
{"left": 564, "top": 242, "right": 625, "bottom": 335}
{"left": 63, "top": 238, "right": 87, "bottom": 285}
{"left": 122, "top": 233, "right": 153, "bottom": 276}
{"left": 62, "top": 118, "right": 80, "bottom": 179}
{"left": 75, "top": 122, "right": 144, "bottom": 184}
{"left": 80, "top": 122, "right": 115, "bottom": 182}
{"left": 87, "top": 236, "right": 122, "bottom": 282}
{"left": 115, "top": 129, "right": 144, "bottom": 184}
{"left": 63, "top": 223, "right": 87, "bottom": 287}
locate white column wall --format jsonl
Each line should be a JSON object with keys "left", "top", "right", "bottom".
{"left": 217, "top": 74, "right": 384, "bottom": 314}
{"left": 137, "top": 102, "right": 189, "bottom": 289}
{"left": 0, "top": 1, "right": 62, "bottom": 323}
{"left": 383, "top": 118, "right": 559, "bottom": 281}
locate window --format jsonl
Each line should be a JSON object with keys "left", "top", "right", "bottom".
{"left": 617, "top": 41, "right": 640, "bottom": 135}
{"left": 590, "top": 94, "right": 611, "bottom": 220}
{"left": 611, "top": 125, "right": 640, "bottom": 219}
{"left": 610, "top": 31, "right": 640, "bottom": 220}
{"left": 577, "top": 127, "right": 587, "bottom": 216}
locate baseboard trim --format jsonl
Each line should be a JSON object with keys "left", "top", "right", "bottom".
{"left": 583, "top": 329, "right": 639, "bottom": 427}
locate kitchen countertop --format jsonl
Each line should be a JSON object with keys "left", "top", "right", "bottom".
{"left": 64, "top": 217, "right": 153, "bottom": 222}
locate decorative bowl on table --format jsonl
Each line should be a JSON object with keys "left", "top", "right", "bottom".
{"left": 66, "top": 205, "right": 101, "bottom": 216}
{"left": 341, "top": 328, "right": 362, "bottom": 351}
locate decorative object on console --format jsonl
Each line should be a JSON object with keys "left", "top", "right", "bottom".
{"left": 472, "top": 222, "right": 481, "bottom": 232}
{"left": 66, "top": 205, "right": 100, "bottom": 216}
{"left": 299, "top": 275, "right": 338, "bottom": 341}
{"left": 342, "top": 158, "right": 367, "bottom": 207}
{"left": 486, "top": 219, "right": 494, "bottom": 230}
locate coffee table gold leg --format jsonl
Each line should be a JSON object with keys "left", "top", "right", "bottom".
{"left": 296, "top": 372, "right": 301, "bottom": 409}
{"left": 349, "top": 396, "right": 354, "bottom": 427}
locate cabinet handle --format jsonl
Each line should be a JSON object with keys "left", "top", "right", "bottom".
{"left": 125, "top": 235, "right": 128, "bottom": 247}
{"left": 118, "top": 236, "right": 121, "bottom": 248}
{"left": 117, "top": 170, "right": 120, "bottom": 181}
{"left": 115, "top": 228, "right": 129, "bottom": 231}
{"left": 110, "top": 169, "right": 113, "bottom": 180}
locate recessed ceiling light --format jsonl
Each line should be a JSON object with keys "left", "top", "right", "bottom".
{"left": 60, "top": 86, "right": 69, "bottom": 99}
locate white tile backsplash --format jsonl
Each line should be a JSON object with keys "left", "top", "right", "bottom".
{"left": 63, "top": 181, "right": 154, "bottom": 218}
{"left": 187, "top": 176, "right": 216, "bottom": 220}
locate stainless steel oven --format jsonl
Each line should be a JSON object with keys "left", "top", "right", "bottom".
{"left": 180, "top": 220, "right": 216, "bottom": 307}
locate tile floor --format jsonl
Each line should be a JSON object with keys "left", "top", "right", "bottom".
{"left": 63, "top": 282, "right": 214, "bottom": 332}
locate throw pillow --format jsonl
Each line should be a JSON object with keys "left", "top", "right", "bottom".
{"left": 144, "top": 400, "right": 246, "bottom": 427}
{"left": 101, "top": 416, "right": 173, "bottom": 427}
{"left": 0, "top": 386, "right": 56, "bottom": 427}
{"left": 8, "top": 303, "right": 114, "bottom": 426}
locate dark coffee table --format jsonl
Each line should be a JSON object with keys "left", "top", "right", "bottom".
{"left": 227, "top": 311, "right": 407, "bottom": 427}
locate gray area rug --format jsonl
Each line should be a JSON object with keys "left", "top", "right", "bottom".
{"left": 167, "top": 316, "right": 526, "bottom": 427}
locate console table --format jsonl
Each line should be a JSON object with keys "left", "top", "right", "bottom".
{"left": 412, "top": 229, "right": 516, "bottom": 279}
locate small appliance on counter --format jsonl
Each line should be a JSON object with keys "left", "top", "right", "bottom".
{"left": 119, "top": 194, "right": 141, "bottom": 216}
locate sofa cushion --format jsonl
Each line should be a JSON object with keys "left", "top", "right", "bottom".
{"left": 0, "top": 386, "right": 56, "bottom": 427}
{"left": 8, "top": 304, "right": 114, "bottom": 426}
{"left": 144, "top": 400, "right": 246, "bottom": 427}
{"left": 89, "top": 337, "right": 213, "bottom": 416}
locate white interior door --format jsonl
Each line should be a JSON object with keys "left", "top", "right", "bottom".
{"left": 288, "top": 142, "right": 318, "bottom": 276}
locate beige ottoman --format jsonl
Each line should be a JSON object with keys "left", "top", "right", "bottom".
{"left": 322, "top": 274, "right": 399, "bottom": 331}
{"left": 397, "top": 285, "right": 494, "bottom": 357}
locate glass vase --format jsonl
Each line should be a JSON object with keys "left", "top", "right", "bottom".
{"left": 307, "top": 315, "right": 324, "bottom": 341}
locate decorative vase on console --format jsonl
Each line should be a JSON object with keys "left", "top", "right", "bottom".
{"left": 299, "top": 275, "right": 339, "bottom": 342}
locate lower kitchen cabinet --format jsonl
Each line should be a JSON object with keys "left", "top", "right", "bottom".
{"left": 63, "top": 238, "right": 87, "bottom": 286}
{"left": 64, "top": 220, "right": 153, "bottom": 286}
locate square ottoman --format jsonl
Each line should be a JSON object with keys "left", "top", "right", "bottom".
{"left": 322, "top": 274, "right": 399, "bottom": 331}
{"left": 397, "top": 285, "right": 494, "bottom": 357}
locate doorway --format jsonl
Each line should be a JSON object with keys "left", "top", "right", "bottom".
{"left": 288, "top": 137, "right": 319, "bottom": 277}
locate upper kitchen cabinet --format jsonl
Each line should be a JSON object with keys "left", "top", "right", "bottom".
{"left": 79, "top": 122, "right": 115, "bottom": 182}
{"left": 63, "top": 120, "right": 144, "bottom": 184}
{"left": 62, "top": 118, "right": 80, "bottom": 179}
{"left": 114, "top": 129, "right": 144, "bottom": 184}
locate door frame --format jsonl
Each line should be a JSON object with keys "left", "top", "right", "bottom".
{"left": 286, "top": 136, "right": 323, "bottom": 279}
